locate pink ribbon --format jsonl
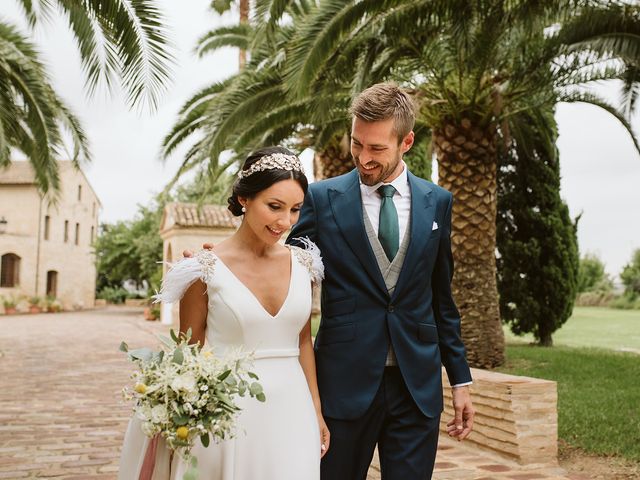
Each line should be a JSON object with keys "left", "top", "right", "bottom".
{"left": 139, "top": 435, "right": 160, "bottom": 480}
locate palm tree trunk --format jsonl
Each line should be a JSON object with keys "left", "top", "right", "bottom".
{"left": 239, "top": 0, "right": 249, "bottom": 69}
{"left": 314, "top": 133, "right": 352, "bottom": 180}
{"left": 433, "top": 118, "right": 505, "bottom": 368}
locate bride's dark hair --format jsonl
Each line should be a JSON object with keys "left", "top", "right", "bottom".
{"left": 227, "top": 146, "right": 309, "bottom": 216}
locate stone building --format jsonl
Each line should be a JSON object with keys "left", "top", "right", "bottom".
{"left": 0, "top": 161, "right": 100, "bottom": 311}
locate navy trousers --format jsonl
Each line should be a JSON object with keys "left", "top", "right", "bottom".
{"left": 321, "top": 367, "right": 441, "bottom": 480}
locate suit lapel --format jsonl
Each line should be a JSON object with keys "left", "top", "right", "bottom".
{"left": 391, "top": 172, "right": 435, "bottom": 301}
{"left": 328, "top": 170, "right": 388, "bottom": 295}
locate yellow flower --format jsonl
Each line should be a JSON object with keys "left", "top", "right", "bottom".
{"left": 203, "top": 351, "right": 213, "bottom": 358}
{"left": 176, "top": 426, "right": 189, "bottom": 440}
{"left": 134, "top": 383, "right": 147, "bottom": 394}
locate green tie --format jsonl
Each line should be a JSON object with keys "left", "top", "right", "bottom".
{"left": 377, "top": 184, "right": 399, "bottom": 261}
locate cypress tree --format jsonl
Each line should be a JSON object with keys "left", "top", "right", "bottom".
{"left": 496, "top": 109, "right": 579, "bottom": 346}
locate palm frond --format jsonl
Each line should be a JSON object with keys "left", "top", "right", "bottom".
{"left": 284, "top": 0, "right": 405, "bottom": 97}
{"left": 557, "top": 3, "right": 640, "bottom": 64}
{"left": 559, "top": 90, "right": 640, "bottom": 156}
{"left": 0, "top": 20, "right": 85, "bottom": 195}
{"left": 49, "top": 0, "right": 175, "bottom": 111}
{"left": 195, "top": 24, "right": 252, "bottom": 57}
{"left": 620, "top": 64, "right": 640, "bottom": 119}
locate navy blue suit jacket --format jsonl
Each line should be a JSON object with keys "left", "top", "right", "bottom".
{"left": 287, "top": 169, "right": 472, "bottom": 420}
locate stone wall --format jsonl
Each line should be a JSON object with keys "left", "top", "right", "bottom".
{"left": 440, "top": 367, "right": 558, "bottom": 466}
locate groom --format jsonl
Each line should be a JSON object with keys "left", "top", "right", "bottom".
{"left": 288, "top": 83, "right": 474, "bottom": 479}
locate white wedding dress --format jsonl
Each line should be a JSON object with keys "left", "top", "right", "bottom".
{"left": 118, "top": 243, "right": 322, "bottom": 480}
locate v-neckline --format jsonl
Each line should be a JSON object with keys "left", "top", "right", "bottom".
{"left": 213, "top": 248, "right": 294, "bottom": 319}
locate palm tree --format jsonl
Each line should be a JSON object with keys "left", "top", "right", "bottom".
{"left": 0, "top": 23, "right": 89, "bottom": 194}
{"left": 208, "top": 0, "right": 251, "bottom": 68}
{"left": 1, "top": 0, "right": 173, "bottom": 195}
{"left": 270, "top": 0, "right": 640, "bottom": 367}
{"left": 163, "top": 0, "right": 434, "bottom": 188}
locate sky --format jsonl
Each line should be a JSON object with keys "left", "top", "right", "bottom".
{"left": 4, "top": 1, "right": 640, "bottom": 278}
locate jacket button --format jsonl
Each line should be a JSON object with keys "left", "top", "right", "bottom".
{"left": 387, "top": 305, "right": 394, "bottom": 312}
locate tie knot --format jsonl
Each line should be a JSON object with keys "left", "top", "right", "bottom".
{"left": 377, "top": 184, "right": 396, "bottom": 198}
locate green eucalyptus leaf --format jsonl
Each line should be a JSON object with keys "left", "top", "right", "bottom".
{"left": 173, "top": 348, "right": 184, "bottom": 365}
{"left": 201, "top": 432, "right": 210, "bottom": 448}
{"left": 159, "top": 335, "right": 176, "bottom": 348}
{"left": 249, "top": 382, "right": 263, "bottom": 396}
{"left": 256, "top": 392, "right": 266, "bottom": 402}
{"left": 119, "top": 341, "right": 129, "bottom": 352}
{"left": 128, "top": 348, "right": 154, "bottom": 362}
{"left": 172, "top": 413, "right": 190, "bottom": 425}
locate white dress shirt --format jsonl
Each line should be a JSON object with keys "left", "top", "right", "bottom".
{"left": 358, "top": 163, "right": 472, "bottom": 388}
{"left": 359, "top": 163, "right": 411, "bottom": 242}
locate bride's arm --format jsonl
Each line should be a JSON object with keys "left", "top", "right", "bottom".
{"left": 299, "top": 316, "right": 330, "bottom": 457}
{"left": 179, "top": 280, "right": 208, "bottom": 347}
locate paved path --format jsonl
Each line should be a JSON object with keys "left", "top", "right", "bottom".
{"left": 0, "top": 308, "right": 580, "bottom": 479}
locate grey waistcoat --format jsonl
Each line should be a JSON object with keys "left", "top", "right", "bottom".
{"left": 362, "top": 205, "right": 411, "bottom": 366}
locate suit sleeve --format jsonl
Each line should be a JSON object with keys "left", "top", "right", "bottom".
{"left": 287, "top": 184, "right": 318, "bottom": 247}
{"left": 431, "top": 192, "right": 472, "bottom": 386}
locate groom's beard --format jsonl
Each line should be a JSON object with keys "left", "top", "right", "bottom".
{"left": 355, "top": 151, "right": 403, "bottom": 186}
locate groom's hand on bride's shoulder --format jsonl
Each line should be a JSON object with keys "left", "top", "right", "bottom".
{"left": 182, "top": 243, "right": 214, "bottom": 258}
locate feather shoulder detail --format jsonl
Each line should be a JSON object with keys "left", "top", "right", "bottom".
{"left": 289, "top": 237, "right": 324, "bottom": 284}
{"left": 152, "top": 249, "right": 217, "bottom": 303}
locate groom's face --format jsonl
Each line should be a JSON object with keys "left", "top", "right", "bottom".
{"left": 351, "top": 117, "right": 414, "bottom": 186}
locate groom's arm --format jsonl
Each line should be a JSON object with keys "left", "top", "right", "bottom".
{"left": 287, "top": 184, "right": 319, "bottom": 246}
{"left": 431, "top": 191, "right": 474, "bottom": 440}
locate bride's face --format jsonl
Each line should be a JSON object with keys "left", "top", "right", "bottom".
{"left": 241, "top": 178, "right": 305, "bottom": 244}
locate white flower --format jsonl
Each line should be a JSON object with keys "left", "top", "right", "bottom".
{"left": 136, "top": 405, "right": 152, "bottom": 422}
{"left": 151, "top": 405, "right": 168, "bottom": 424}
{"left": 171, "top": 373, "right": 197, "bottom": 393}
{"left": 185, "top": 390, "right": 200, "bottom": 403}
{"left": 141, "top": 421, "right": 156, "bottom": 436}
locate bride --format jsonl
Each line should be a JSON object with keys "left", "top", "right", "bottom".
{"left": 118, "top": 146, "right": 329, "bottom": 480}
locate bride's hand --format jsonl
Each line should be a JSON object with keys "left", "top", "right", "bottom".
{"left": 182, "top": 243, "right": 214, "bottom": 258}
{"left": 317, "top": 413, "right": 330, "bottom": 458}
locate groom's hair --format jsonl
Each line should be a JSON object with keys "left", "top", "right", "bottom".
{"left": 350, "top": 83, "right": 416, "bottom": 144}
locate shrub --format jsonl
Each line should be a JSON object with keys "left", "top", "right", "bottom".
{"left": 575, "top": 291, "right": 615, "bottom": 307}
{"left": 609, "top": 293, "right": 640, "bottom": 310}
{"left": 97, "top": 286, "right": 129, "bottom": 304}
{"left": 2, "top": 295, "right": 17, "bottom": 308}
{"left": 28, "top": 296, "right": 42, "bottom": 307}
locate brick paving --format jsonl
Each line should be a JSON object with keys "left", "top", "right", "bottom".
{"left": 0, "top": 307, "right": 576, "bottom": 479}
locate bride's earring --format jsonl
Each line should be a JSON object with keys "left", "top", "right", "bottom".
{"left": 241, "top": 206, "right": 246, "bottom": 213}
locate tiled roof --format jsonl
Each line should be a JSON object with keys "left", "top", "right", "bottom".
{"left": 164, "top": 202, "right": 240, "bottom": 229}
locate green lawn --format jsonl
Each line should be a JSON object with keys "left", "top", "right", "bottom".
{"left": 504, "top": 307, "right": 640, "bottom": 351}
{"left": 496, "top": 344, "right": 640, "bottom": 461}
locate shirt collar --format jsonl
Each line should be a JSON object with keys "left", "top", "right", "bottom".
{"left": 359, "top": 162, "right": 409, "bottom": 197}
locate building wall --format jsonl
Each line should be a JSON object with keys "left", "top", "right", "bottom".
{"left": 0, "top": 185, "right": 41, "bottom": 302}
{"left": 0, "top": 163, "right": 100, "bottom": 310}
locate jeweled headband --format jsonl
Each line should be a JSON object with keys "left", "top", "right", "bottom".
{"left": 237, "top": 152, "right": 304, "bottom": 179}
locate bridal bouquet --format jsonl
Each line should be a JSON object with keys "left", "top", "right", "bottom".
{"left": 120, "top": 329, "right": 265, "bottom": 479}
